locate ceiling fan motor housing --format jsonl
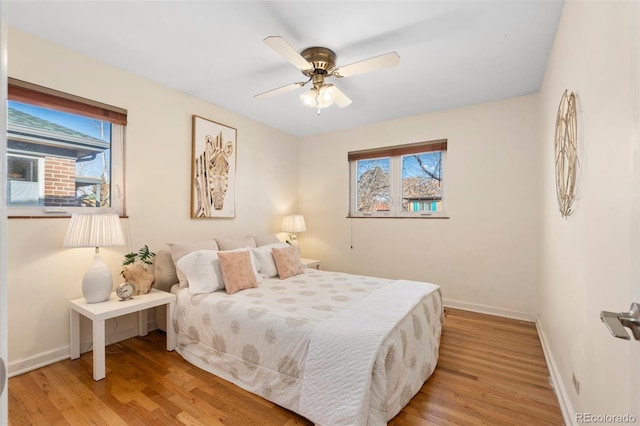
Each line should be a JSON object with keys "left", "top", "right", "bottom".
{"left": 301, "top": 47, "right": 337, "bottom": 76}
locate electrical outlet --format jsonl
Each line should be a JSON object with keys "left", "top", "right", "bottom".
{"left": 572, "top": 372, "right": 580, "bottom": 395}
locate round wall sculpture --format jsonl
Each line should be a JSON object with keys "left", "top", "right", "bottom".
{"left": 555, "top": 90, "right": 578, "bottom": 218}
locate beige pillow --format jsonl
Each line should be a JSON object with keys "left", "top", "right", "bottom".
{"left": 218, "top": 249, "right": 258, "bottom": 294}
{"left": 168, "top": 240, "right": 219, "bottom": 288}
{"left": 253, "top": 234, "right": 281, "bottom": 247}
{"left": 272, "top": 245, "right": 305, "bottom": 279}
{"left": 215, "top": 236, "right": 257, "bottom": 251}
{"left": 154, "top": 250, "right": 179, "bottom": 291}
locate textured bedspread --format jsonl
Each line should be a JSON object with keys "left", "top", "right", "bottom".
{"left": 299, "top": 279, "right": 440, "bottom": 425}
{"left": 174, "top": 269, "right": 443, "bottom": 425}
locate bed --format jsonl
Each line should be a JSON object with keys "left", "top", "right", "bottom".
{"left": 153, "top": 239, "right": 443, "bottom": 426}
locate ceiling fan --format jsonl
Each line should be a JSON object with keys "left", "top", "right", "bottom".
{"left": 255, "top": 36, "right": 400, "bottom": 114}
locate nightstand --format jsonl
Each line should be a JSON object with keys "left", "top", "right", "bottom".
{"left": 69, "top": 288, "right": 176, "bottom": 381}
{"left": 301, "top": 258, "right": 321, "bottom": 269}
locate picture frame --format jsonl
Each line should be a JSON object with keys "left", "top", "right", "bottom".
{"left": 191, "top": 115, "right": 237, "bottom": 218}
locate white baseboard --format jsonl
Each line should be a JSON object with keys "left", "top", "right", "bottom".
{"left": 8, "top": 318, "right": 158, "bottom": 378}
{"left": 536, "top": 319, "right": 575, "bottom": 426}
{"left": 7, "top": 345, "right": 70, "bottom": 378}
{"left": 443, "top": 298, "right": 538, "bottom": 322}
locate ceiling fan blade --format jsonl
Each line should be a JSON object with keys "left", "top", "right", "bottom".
{"left": 263, "top": 36, "right": 312, "bottom": 70}
{"left": 332, "top": 86, "right": 352, "bottom": 108}
{"left": 254, "top": 82, "right": 304, "bottom": 99}
{"left": 334, "top": 51, "right": 400, "bottom": 78}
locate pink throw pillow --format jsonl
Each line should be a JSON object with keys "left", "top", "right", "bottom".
{"left": 272, "top": 246, "right": 305, "bottom": 279}
{"left": 218, "top": 250, "right": 258, "bottom": 294}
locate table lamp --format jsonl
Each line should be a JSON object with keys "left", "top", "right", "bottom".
{"left": 63, "top": 213, "right": 125, "bottom": 303}
{"left": 282, "top": 214, "right": 306, "bottom": 245}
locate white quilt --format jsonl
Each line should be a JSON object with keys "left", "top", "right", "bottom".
{"left": 299, "top": 280, "right": 440, "bottom": 426}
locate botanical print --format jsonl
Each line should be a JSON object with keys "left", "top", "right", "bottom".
{"left": 191, "top": 115, "right": 237, "bottom": 218}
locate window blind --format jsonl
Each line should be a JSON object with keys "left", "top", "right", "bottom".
{"left": 8, "top": 78, "right": 127, "bottom": 125}
{"left": 348, "top": 139, "right": 447, "bottom": 161}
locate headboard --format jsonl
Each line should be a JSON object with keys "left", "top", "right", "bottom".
{"left": 153, "top": 249, "right": 179, "bottom": 293}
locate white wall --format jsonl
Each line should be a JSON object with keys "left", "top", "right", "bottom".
{"left": 298, "top": 94, "right": 541, "bottom": 317}
{"left": 538, "top": 0, "right": 640, "bottom": 422}
{"left": 6, "top": 27, "right": 300, "bottom": 371}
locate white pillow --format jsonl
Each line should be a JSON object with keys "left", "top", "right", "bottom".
{"left": 176, "top": 250, "right": 224, "bottom": 294}
{"left": 167, "top": 240, "right": 219, "bottom": 288}
{"left": 252, "top": 242, "right": 289, "bottom": 278}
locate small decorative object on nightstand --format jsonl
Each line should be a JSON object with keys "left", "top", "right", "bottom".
{"left": 301, "top": 258, "right": 320, "bottom": 270}
{"left": 116, "top": 282, "right": 135, "bottom": 301}
{"left": 121, "top": 245, "right": 156, "bottom": 295}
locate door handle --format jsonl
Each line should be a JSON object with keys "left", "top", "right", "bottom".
{"left": 600, "top": 303, "right": 640, "bottom": 341}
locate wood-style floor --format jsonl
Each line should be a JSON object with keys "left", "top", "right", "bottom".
{"left": 8, "top": 309, "right": 564, "bottom": 425}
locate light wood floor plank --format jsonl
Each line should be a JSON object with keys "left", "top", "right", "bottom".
{"left": 9, "top": 308, "right": 564, "bottom": 425}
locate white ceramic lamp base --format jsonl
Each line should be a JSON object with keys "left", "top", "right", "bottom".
{"left": 82, "top": 253, "right": 113, "bottom": 303}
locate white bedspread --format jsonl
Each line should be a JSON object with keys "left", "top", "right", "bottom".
{"left": 299, "top": 280, "right": 439, "bottom": 426}
{"left": 174, "top": 269, "right": 443, "bottom": 425}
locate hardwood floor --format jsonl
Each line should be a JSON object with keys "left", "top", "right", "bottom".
{"left": 8, "top": 309, "right": 564, "bottom": 425}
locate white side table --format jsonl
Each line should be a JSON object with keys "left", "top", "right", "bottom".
{"left": 301, "top": 258, "right": 320, "bottom": 269}
{"left": 69, "top": 288, "right": 176, "bottom": 381}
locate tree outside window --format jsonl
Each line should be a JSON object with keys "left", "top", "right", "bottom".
{"left": 349, "top": 140, "right": 447, "bottom": 217}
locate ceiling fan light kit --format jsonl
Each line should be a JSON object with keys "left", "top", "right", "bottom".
{"left": 300, "top": 85, "right": 335, "bottom": 113}
{"left": 256, "top": 36, "right": 400, "bottom": 114}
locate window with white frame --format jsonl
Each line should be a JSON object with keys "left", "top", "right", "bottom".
{"left": 348, "top": 140, "right": 447, "bottom": 217}
{"left": 7, "top": 78, "right": 127, "bottom": 217}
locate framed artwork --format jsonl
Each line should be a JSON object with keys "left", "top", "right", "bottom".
{"left": 191, "top": 115, "right": 237, "bottom": 218}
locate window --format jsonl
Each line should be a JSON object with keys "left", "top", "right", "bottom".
{"left": 349, "top": 140, "right": 447, "bottom": 217}
{"left": 7, "top": 79, "right": 127, "bottom": 217}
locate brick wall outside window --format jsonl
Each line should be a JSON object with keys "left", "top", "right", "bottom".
{"left": 44, "top": 157, "right": 77, "bottom": 206}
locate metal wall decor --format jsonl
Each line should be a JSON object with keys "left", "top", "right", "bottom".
{"left": 554, "top": 90, "right": 578, "bottom": 218}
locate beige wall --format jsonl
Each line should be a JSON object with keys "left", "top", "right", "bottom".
{"left": 298, "top": 94, "right": 542, "bottom": 317}
{"left": 8, "top": 3, "right": 640, "bottom": 421}
{"left": 6, "top": 28, "right": 300, "bottom": 370}
{"left": 538, "top": 0, "right": 640, "bottom": 421}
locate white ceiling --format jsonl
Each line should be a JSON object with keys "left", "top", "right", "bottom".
{"left": 7, "top": 1, "right": 564, "bottom": 137}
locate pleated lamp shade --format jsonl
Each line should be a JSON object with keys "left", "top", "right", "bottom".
{"left": 63, "top": 213, "right": 124, "bottom": 303}
{"left": 63, "top": 213, "right": 125, "bottom": 248}
{"left": 282, "top": 214, "right": 306, "bottom": 233}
